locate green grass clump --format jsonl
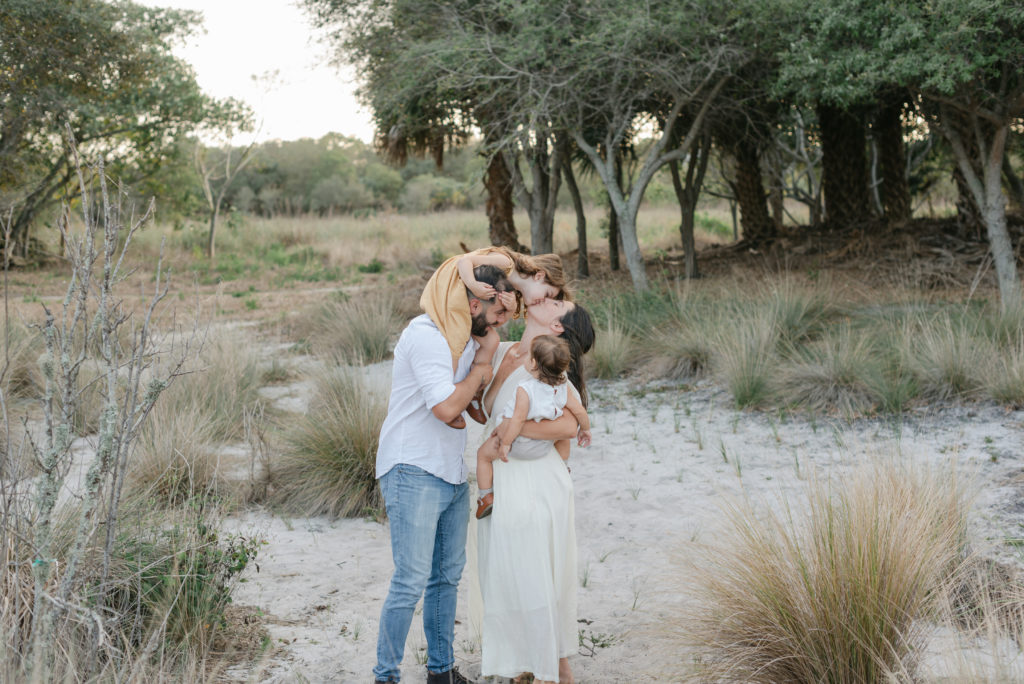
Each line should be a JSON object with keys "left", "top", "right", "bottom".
{"left": 271, "top": 370, "right": 387, "bottom": 518}
{"left": 681, "top": 460, "right": 970, "bottom": 683}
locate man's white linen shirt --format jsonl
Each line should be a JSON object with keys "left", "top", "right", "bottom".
{"left": 376, "top": 314, "right": 478, "bottom": 485}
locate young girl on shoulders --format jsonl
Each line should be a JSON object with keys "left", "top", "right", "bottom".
{"left": 475, "top": 335, "right": 592, "bottom": 519}
{"left": 420, "top": 246, "right": 568, "bottom": 367}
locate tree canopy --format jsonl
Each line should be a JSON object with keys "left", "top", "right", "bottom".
{"left": 0, "top": 0, "right": 250, "bottom": 254}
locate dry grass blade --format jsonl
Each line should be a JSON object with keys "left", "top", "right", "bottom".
{"left": 271, "top": 369, "right": 387, "bottom": 518}
{"left": 679, "top": 460, "right": 970, "bottom": 683}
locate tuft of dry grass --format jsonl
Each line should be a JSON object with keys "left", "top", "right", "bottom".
{"left": 986, "top": 337, "right": 1024, "bottom": 407}
{"left": 300, "top": 291, "right": 402, "bottom": 365}
{"left": 712, "top": 307, "right": 779, "bottom": 409}
{"left": 128, "top": 402, "right": 223, "bottom": 507}
{"left": 777, "top": 326, "right": 883, "bottom": 417}
{"left": 1, "top": 317, "right": 43, "bottom": 399}
{"left": 901, "top": 312, "right": 991, "bottom": 401}
{"left": 159, "top": 332, "right": 264, "bottom": 443}
{"left": 271, "top": 370, "right": 386, "bottom": 518}
{"left": 680, "top": 460, "right": 970, "bottom": 683}
{"left": 588, "top": 317, "right": 632, "bottom": 379}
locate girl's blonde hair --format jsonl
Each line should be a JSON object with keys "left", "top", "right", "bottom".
{"left": 501, "top": 250, "right": 572, "bottom": 319}
{"left": 530, "top": 335, "right": 570, "bottom": 387}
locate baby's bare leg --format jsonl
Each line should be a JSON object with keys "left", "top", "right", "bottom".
{"left": 476, "top": 452, "right": 494, "bottom": 490}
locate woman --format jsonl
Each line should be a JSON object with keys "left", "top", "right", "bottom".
{"left": 472, "top": 297, "right": 595, "bottom": 684}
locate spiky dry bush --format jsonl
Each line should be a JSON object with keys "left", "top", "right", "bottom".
{"left": 271, "top": 370, "right": 386, "bottom": 518}
{"left": 680, "top": 461, "right": 970, "bottom": 683}
{"left": 777, "top": 326, "right": 884, "bottom": 416}
{"left": 588, "top": 317, "right": 632, "bottom": 379}
{"left": 901, "top": 312, "right": 992, "bottom": 401}
{"left": 158, "top": 333, "right": 263, "bottom": 443}
{"left": 300, "top": 290, "right": 402, "bottom": 365}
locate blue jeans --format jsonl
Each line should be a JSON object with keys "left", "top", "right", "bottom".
{"left": 374, "top": 464, "right": 469, "bottom": 682}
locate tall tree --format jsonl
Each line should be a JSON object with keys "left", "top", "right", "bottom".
{"left": 0, "top": 0, "right": 249, "bottom": 254}
{"left": 304, "top": 0, "right": 522, "bottom": 248}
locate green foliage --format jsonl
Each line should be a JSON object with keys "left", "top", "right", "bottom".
{"left": 106, "top": 499, "right": 261, "bottom": 655}
{"left": 0, "top": 0, "right": 250, "bottom": 250}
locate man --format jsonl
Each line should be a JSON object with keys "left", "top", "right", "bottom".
{"left": 373, "top": 265, "right": 513, "bottom": 684}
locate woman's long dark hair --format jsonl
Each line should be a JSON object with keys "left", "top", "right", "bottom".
{"left": 557, "top": 304, "right": 595, "bottom": 408}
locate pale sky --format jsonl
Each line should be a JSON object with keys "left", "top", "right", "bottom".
{"left": 137, "top": 0, "right": 375, "bottom": 144}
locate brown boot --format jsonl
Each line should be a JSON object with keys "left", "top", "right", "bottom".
{"left": 475, "top": 491, "right": 494, "bottom": 519}
{"left": 445, "top": 414, "right": 466, "bottom": 429}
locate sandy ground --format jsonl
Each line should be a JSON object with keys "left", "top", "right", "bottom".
{"left": 224, "top": 360, "right": 1024, "bottom": 683}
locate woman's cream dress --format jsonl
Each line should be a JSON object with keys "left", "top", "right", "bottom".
{"left": 474, "top": 342, "right": 578, "bottom": 682}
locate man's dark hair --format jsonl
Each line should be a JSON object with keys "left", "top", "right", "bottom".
{"left": 466, "top": 264, "right": 513, "bottom": 302}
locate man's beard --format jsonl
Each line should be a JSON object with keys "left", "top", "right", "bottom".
{"left": 470, "top": 310, "right": 491, "bottom": 337}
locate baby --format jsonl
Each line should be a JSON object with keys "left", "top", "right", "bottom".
{"left": 476, "top": 335, "right": 592, "bottom": 519}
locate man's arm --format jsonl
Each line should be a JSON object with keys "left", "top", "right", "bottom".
{"left": 431, "top": 363, "right": 492, "bottom": 424}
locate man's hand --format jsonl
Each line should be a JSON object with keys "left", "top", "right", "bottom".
{"left": 474, "top": 362, "right": 493, "bottom": 388}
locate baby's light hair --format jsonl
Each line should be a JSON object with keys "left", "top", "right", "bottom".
{"left": 530, "top": 335, "right": 570, "bottom": 386}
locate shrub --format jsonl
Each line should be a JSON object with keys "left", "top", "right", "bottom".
{"left": 104, "top": 498, "right": 262, "bottom": 659}
{"left": 271, "top": 370, "right": 387, "bottom": 518}
{"left": 681, "top": 461, "right": 970, "bottom": 683}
